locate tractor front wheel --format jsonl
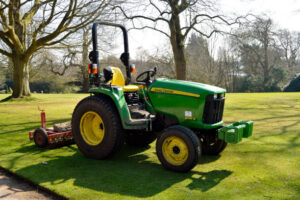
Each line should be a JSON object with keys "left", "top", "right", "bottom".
{"left": 156, "top": 125, "right": 201, "bottom": 172}
{"left": 72, "top": 96, "right": 124, "bottom": 159}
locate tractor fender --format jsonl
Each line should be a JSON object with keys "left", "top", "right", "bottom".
{"left": 89, "top": 87, "right": 132, "bottom": 129}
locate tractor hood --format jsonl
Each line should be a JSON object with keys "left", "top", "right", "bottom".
{"left": 150, "top": 78, "right": 226, "bottom": 95}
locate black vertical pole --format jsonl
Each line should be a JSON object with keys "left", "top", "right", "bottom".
{"left": 91, "top": 22, "right": 131, "bottom": 83}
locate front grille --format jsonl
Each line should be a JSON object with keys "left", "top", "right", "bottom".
{"left": 203, "top": 94, "right": 225, "bottom": 124}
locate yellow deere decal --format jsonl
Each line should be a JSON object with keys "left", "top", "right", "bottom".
{"left": 151, "top": 87, "right": 200, "bottom": 98}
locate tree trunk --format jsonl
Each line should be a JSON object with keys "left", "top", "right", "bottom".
{"left": 82, "top": 70, "right": 90, "bottom": 92}
{"left": 23, "top": 61, "right": 31, "bottom": 96}
{"left": 81, "top": 30, "right": 90, "bottom": 92}
{"left": 12, "top": 55, "right": 25, "bottom": 98}
{"left": 169, "top": 15, "right": 187, "bottom": 80}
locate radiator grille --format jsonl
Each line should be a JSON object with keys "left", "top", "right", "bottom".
{"left": 203, "top": 94, "right": 225, "bottom": 124}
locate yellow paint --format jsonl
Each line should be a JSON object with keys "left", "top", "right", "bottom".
{"left": 108, "top": 67, "right": 138, "bottom": 92}
{"left": 123, "top": 85, "right": 139, "bottom": 92}
{"left": 162, "top": 136, "right": 189, "bottom": 166}
{"left": 151, "top": 87, "right": 200, "bottom": 98}
{"left": 185, "top": 117, "right": 197, "bottom": 120}
{"left": 80, "top": 111, "right": 105, "bottom": 146}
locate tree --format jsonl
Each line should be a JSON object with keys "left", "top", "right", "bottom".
{"left": 233, "top": 17, "right": 284, "bottom": 91}
{"left": 0, "top": 0, "right": 112, "bottom": 98}
{"left": 52, "top": 25, "right": 117, "bottom": 92}
{"left": 185, "top": 33, "right": 217, "bottom": 83}
{"left": 56, "top": 28, "right": 92, "bottom": 93}
{"left": 118, "top": 0, "right": 243, "bottom": 80}
{"left": 276, "top": 29, "right": 300, "bottom": 74}
{"left": 216, "top": 46, "right": 241, "bottom": 92}
{"left": 134, "top": 45, "right": 175, "bottom": 79}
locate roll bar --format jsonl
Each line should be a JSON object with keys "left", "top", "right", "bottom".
{"left": 89, "top": 22, "right": 131, "bottom": 83}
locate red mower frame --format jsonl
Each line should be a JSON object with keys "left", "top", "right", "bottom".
{"left": 29, "top": 110, "right": 74, "bottom": 148}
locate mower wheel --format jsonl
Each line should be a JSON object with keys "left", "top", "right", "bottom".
{"left": 125, "top": 131, "right": 157, "bottom": 147}
{"left": 72, "top": 96, "right": 124, "bottom": 159}
{"left": 156, "top": 125, "right": 201, "bottom": 172}
{"left": 33, "top": 128, "right": 48, "bottom": 148}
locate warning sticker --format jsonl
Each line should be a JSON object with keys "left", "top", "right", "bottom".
{"left": 185, "top": 111, "right": 192, "bottom": 119}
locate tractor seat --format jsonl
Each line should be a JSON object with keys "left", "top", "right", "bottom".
{"left": 104, "top": 67, "right": 139, "bottom": 92}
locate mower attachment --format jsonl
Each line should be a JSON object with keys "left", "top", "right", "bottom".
{"left": 218, "top": 121, "right": 253, "bottom": 144}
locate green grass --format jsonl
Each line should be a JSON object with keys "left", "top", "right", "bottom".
{"left": 0, "top": 93, "right": 299, "bottom": 200}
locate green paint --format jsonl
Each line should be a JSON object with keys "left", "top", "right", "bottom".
{"left": 89, "top": 87, "right": 147, "bottom": 130}
{"left": 88, "top": 78, "right": 252, "bottom": 143}
{"left": 148, "top": 78, "right": 226, "bottom": 129}
{"left": 218, "top": 121, "right": 254, "bottom": 143}
{"left": 150, "top": 78, "right": 226, "bottom": 94}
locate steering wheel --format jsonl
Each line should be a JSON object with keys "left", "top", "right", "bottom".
{"left": 136, "top": 67, "right": 157, "bottom": 83}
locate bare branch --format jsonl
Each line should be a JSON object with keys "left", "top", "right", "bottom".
{"left": 182, "top": 14, "right": 246, "bottom": 39}
{"left": 0, "top": 48, "right": 12, "bottom": 57}
{"left": 0, "top": 30, "right": 13, "bottom": 48}
{"left": 191, "top": 27, "right": 223, "bottom": 38}
{"left": 129, "top": 25, "right": 170, "bottom": 38}
{"left": 115, "top": 5, "right": 169, "bottom": 23}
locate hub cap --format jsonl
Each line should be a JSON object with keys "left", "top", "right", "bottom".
{"left": 162, "top": 136, "right": 188, "bottom": 166}
{"left": 80, "top": 111, "right": 105, "bottom": 146}
{"left": 35, "top": 132, "right": 44, "bottom": 145}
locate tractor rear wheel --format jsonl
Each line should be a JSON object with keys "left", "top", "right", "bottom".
{"left": 33, "top": 128, "right": 48, "bottom": 148}
{"left": 156, "top": 125, "right": 201, "bottom": 172}
{"left": 72, "top": 96, "right": 124, "bottom": 159}
{"left": 125, "top": 131, "right": 157, "bottom": 147}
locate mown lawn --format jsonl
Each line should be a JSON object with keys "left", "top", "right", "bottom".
{"left": 0, "top": 93, "right": 299, "bottom": 200}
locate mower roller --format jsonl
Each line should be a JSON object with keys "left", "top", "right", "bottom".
{"left": 30, "top": 22, "right": 253, "bottom": 172}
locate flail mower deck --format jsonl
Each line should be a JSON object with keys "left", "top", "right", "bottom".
{"left": 29, "top": 110, "right": 74, "bottom": 148}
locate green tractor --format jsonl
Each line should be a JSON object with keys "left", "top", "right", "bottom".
{"left": 72, "top": 22, "right": 253, "bottom": 172}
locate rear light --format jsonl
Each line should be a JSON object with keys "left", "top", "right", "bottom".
{"left": 88, "top": 64, "right": 91, "bottom": 74}
{"left": 131, "top": 64, "right": 136, "bottom": 73}
{"left": 92, "top": 64, "right": 98, "bottom": 74}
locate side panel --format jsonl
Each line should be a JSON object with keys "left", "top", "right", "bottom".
{"left": 89, "top": 87, "right": 132, "bottom": 129}
{"left": 148, "top": 89, "right": 204, "bottom": 123}
{"left": 148, "top": 79, "right": 225, "bottom": 129}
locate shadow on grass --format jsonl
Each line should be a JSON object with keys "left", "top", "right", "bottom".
{"left": 0, "top": 118, "right": 71, "bottom": 135}
{"left": 0, "top": 96, "right": 12, "bottom": 103}
{"left": 0, "top": 95, "right": 39, "bottom": 103}
{"left": 15, "top": 145, "right": 232, "bottom": 197}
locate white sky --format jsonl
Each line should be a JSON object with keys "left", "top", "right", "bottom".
{"left": 103, "top": 0, "right": 300, "bottom": 59}
{"left": 219, "top": 0, "right": 300, "bottom": 31}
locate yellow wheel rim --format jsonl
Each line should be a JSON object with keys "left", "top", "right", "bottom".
{"left": 80, "top": 111, "right": 105, "bottom": 146}
{"left": 162, "top": 136, "right": 189, "bottom": 166}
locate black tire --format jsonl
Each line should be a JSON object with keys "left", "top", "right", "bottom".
{"left": 156, "top": 125, "right": 201, "bottom": 172}
{"left": 125, "top": 131, "right": 157, "bottom": 147}
{"left": 201, "top": 134, "right": 227, "bottom": 155}
{"left": 33, "top": 128, "right": 48, "bottom": 148}
{"left": 72, "top": 96, "right": 124, "bottom": 159}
